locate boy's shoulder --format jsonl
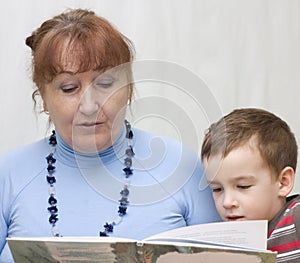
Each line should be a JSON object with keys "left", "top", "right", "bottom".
{"left": 273, "top": 194, "right": 300, "bottom": 233}
{"left": 287, "top": 194, "right": 300, "bottom": 218}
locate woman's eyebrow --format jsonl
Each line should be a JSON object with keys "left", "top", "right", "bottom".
{"left": 58, "top": 70, "right": 76, "bottom": 75}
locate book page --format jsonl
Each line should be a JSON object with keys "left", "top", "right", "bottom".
{"left": 7, "top": 222, "right": 275, "bottom": 263}
{"left": 145, "top": 220, "right": 267, "bottom": 250}
{"left": 156, "top": 250, "right": 265, "bottom": 263}
{"left": 135, "top": 241, "right": 276, "bottom": 263}
{"left": 7, "top": 237, "right": 138, "bottom": 263}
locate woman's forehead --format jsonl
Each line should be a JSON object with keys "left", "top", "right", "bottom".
{"left": 50, "top": 41, "right": 110, "bottom": 74}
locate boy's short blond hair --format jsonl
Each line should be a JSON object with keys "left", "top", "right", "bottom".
{"left": 201, "top": 108, "right": 298, "bottom": 175}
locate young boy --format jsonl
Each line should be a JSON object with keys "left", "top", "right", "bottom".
{"left": 201, "top": 108, "right": 300, "bottom": 262}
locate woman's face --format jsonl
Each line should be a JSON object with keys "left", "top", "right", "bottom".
{"left": 42, "top": 67, "right": 130, "bottom": 153}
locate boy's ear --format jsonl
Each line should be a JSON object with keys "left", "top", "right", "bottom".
{"left": 278, "top": 166, "right": 295, "bottom": 197}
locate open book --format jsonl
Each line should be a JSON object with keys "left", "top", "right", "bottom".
{"left": 7, "top": 220, "right": 276, "bottom": 263}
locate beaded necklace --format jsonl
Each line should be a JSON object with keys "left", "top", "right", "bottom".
{"left": 45, "top": 120, "right": 134, "bottom": 237}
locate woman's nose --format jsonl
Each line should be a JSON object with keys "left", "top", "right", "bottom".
{"left": 79, "top": 86, "right": 100, "bottom": 116}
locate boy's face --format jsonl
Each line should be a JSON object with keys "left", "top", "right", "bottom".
{"left": 204, "top": 144, "right": 285, "bottom": 222}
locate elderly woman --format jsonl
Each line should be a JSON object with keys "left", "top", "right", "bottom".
{"left": 0, "top": 9, "right": 220, "bottom": 262}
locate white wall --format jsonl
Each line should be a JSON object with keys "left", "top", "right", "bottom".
{"left": 1, "top": 0, "right": 299, "bottom": 193}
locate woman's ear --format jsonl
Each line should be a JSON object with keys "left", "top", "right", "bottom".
{"left": 278, "top": 166, "right": 295, "bottom": 197}
{"left": 43, "top": 101, "right": 49, "bottom": 114}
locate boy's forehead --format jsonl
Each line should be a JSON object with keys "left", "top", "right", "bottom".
{"left": 206, "top": 142, "right": 260, "bottom": 164}
{"left": 211, "top": 135, "right": 259, "bottom": 161}
{"left": 203, "top": 153, "right": 224, "bottom": 181}
{"left": 204, "top": 143, "right": 269, "bottom": 182}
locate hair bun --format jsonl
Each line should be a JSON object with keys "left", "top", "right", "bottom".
{"left": 25, "top": 35, "right": 35, "bottom": 50}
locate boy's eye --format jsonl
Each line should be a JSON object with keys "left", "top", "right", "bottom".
{"left": 237, "top": 185, "right": 252, "bottom": 189}
{"left": 211, "top": 187, "right": 223, "bottom": 193}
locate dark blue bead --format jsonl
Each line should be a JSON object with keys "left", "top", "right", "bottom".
{"left": 118, "top": 205, "right": 127, "bottom": 216}
{"left": 128, "top": 130, "right": 133, "bottom": 139}
{"left": 49, "top": 131, "right": 57, "bottom": 146}
{"left": 125, "top": 121, "right": 132, "bottom": 139}
{"left": 49, "top": 214, "right": 58, "bottom": 224}
{"left": 123, "top": 167, "right": 133, "bottom": 175}
{"left": 48, "top": 196, "right": 57, "bottom": 205}
{"left": 48, "top": 206, "right": 58, "bottom": 214}
{"left": 99, "top": 231, "right": 108, "bottom": 237}
{"left": 104, "top": 223, "right": 114, "bottom": 233}
{"left": 47, "top": 164, "right": 56, "bottom": 173}
{"left": 46, "top": 176, "right": 56, "bottom": 184}
{"left": 46, "top": 154, "right": 56, "bottom": 164}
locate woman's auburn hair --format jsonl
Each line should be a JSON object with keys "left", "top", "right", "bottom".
{"left": 26, "top": 9, "right": 135, "bottom": 103}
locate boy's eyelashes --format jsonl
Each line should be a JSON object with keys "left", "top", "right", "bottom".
{"left": 209, "top": 184, "right": 223, "bottom": 192}
{"left": 209, "top": 184, "right": 253, "bottom": 192}
{"left": 237, "top": 185, "right": 252, "bottom": 189}
{"left": 212, "top": 187, "right": 223, "bottom": 193}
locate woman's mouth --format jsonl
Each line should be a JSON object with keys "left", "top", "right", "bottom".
{"left": 78, "top": 121, "right": 104, "bottom": 127}
{"left": 82, "top": 122, "right": 98, "bottom": 127}
{"left": 75, "top": 121, "right": 105, "bottom": 131}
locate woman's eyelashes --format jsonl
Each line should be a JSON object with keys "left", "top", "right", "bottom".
{"left": 59, "top": 80, "right": 113, "bottom": 93}
{"left": 94, "top": 76, "right": 115, "bottom": 89}
{"left": 60, "top": 83, "right": 79, "bottom": 93}
{"left": 57, "top": 74, "right": 116, "bottom": 94}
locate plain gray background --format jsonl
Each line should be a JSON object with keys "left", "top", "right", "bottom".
{"left": 0, "top": 0, "right": 299, "bottom": 193}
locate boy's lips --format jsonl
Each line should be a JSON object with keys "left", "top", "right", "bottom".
{"left": 225, "top": 215, "right": 245, "bottom": 221}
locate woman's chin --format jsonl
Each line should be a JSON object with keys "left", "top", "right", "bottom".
{"left": 72, "top": 138, "right": 111, "bottom": 153}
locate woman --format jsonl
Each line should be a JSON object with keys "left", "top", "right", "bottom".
{"left": 0, "top": 9, "right": 220, "bottom": 262}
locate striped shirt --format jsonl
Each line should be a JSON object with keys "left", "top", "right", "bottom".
{"left": 268, "top": 194, "right": 300, "bottom": 262}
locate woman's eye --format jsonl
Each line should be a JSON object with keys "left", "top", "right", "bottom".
{"left": 95, "top": 80, "right": 114, "bottom": 88}
{"left": 94, "top": 76, "right": 115, "bottom": 88}
{"left": 97, "top": 82, "right": 113, "bottom": 88}
{"left": 60, "top": 84, "right": 78, "bottom": 93}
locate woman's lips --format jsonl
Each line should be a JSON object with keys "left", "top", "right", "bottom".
{"left": 75, "top": 121, "right": 105, "bottom": 131}
{"left": 77, "top": 121, "right": 104, "bottom": 127}
{"left": 82, "top": 123, "right": 98, "bottom": 127}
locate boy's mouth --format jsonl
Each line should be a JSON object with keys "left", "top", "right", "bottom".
{"left": 225, "top": 215, "right": 245, "bottom": 221}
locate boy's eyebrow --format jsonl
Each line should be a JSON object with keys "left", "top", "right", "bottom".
{"left": 207, "top": 174, "right": 256, "bottom": 185}
{"left": 206, "top": 178, "right": 220, "bottom": 184}
{"left": 230, "top": 174, "right": 256, "bottom": 181}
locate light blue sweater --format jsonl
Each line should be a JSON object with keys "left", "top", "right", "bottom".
{"left": 0, "top": 126, "right": 220, "bottom": 262}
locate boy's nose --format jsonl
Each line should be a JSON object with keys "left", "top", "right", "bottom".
{"left": 222, "top": 191, "right": 239, "bottom": 209}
